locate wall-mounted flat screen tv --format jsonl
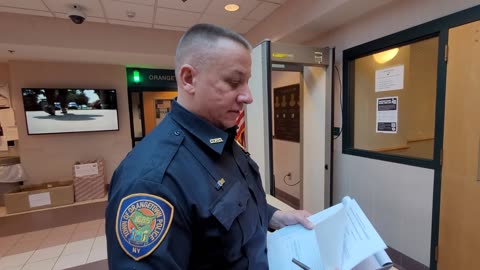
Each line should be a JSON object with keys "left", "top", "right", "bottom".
{"left": 22, "top": 88, "right": 119, "bottom": 135}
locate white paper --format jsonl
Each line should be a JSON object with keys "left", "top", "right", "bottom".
{"left": 376, "top": 97, "right": 398, "bottom": 134}
{"left": 29, "top": 192, "right": 51, "bottom": 208}
{"left": 4, "top": 127, "right": 18, "bottom": 140}
{"left": 0, "top": 108, "right": 15, "bottom": 126}
{"left": 268, "top": 205, "right": 346, "bottom": 270}
{"left": 0, "top": 136, "right": 8, "bottom": 151}
{"left": 375, "top": 65, "right": 404, "bottom": 92}
{"left": 267, "top": 197, "right": 387, "bottom": 270}
{"left": 74, "top": 162, "right": 99, "bottom": 177}
{"left": 341, "top": 199, "right": 388, "bottom": 270}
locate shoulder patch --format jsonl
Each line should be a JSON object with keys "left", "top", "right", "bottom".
{"left": 115, "top": 193, "right": 174, "bottom": 261}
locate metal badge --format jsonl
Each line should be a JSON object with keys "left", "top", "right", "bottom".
{"left": 215, "top": 178, "right": 226, "bottom": 190}
{"left": 209, "top": 138, "right": 224, "bottom": 144}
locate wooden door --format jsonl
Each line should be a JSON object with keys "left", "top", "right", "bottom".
{"left": 438, "top": 20, "right": 480, "bottom": 269}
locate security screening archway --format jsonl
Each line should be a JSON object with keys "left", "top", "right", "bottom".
{"left": 245, "top": 41, "right": 333, "bottom": 213}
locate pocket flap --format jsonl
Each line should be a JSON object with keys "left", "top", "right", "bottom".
{"left": 210, "top": 181, "right": 249, "bottom": 230}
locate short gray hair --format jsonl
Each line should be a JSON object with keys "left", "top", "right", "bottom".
{"left": 175, "top": 24, "right": 251, "bottom": 75}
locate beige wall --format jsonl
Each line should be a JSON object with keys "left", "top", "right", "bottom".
{"left": 0, "top": 63, "right": 9, "bottom": 82}
{"left": 8, "top": 61, "right": 131, "bottom": 185}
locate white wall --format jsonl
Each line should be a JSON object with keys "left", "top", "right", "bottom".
{"left": 307, "top": 0, "right": 480, "bottom": 266}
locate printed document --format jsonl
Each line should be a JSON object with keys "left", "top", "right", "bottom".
{"left": 267, "top": 197, "right": 389, "bottom": 270}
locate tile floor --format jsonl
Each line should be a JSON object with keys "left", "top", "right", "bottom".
{"left": 0, "top": 196, "right": 403, "bottom": 270}
{"left": 0, "top": 219, "right": 106, "bottom": 270}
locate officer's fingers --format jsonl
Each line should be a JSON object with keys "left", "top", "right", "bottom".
{"left": 295, "top": 211, "right": 314, "bottom": 230}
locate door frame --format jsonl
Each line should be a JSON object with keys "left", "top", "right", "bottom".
{"left": 247, "top": 41, "right": 333, "bottom": 211}
{"left": 126, "top": 68, "right": 178, "bottom": 147}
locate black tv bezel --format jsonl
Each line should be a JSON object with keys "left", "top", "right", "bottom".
{"left": 21, "top": 87, "right": 120, "bottom": 136}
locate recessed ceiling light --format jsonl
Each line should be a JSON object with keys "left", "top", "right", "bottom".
{"left": 225, "top": 4, "right": 240, "bottom": 12}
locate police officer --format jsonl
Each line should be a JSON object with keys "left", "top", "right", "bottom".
{"left": 106, "top": 23, "right": 314, "bottom": 270}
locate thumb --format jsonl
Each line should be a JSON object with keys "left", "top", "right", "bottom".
{"left": 298, "top": 216, "right": 315, "bottom": 230}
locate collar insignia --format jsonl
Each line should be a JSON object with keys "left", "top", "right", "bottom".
{"left": 115, "top": 193, "right": 174, "bottom": 261}
{"left": 209, "top": 138, "right": 224, "bottom": 144}
{"left": 215, "top": 178, "right": 226, "bottom": 190}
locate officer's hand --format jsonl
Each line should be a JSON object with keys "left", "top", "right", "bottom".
{"left": 269, "top": 210, "right": 315, "bottom": 230}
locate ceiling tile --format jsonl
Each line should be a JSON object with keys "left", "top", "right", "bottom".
{"left": 246, "top": 1, "right": 278, "bottom": 21}
{"left": 155, "top": 8, "right": 201, "bottom": 28}
{"left": 84, "top": 16, "right": 108, "bottom": 23}
{"left": 109, "top": 19, "right": 152, "bottom": 28}
{"left": 0, "top": 7, "right": 53, "bottom": 17}
{"left": 232, "top": 19, "right": 258, "bottom": 34}
{"left": 154, "top": 24, "right": 188, "bottom": 32}
{"left": 54, "top": 13, "right": 107, "bottom": 23}
{"left": 102, "top": 0, "right": 154, "bottom": 23}
{"left": 263, "top": 0, "right": 287, "bottom": 3}
{"left": 112, "top": 0, "right": 155, "bottom": 6}
{"left": 156, "top": 0, "right": 211, "bottom": 12}
{"left": 199, "top": 13, "right": 241, "bottom": 29}
{"left": 205, "top": 0, "right": 260, "bottom": 19}
{"left": 43, "top": 0, "right": 105, "bottom": 18}
{"left": 0, "top": 0, "right": 48, "bottom": 10}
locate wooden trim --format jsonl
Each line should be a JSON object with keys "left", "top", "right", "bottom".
{"left": 374, "top": 145, "right": 410, "bottom": 152}
{"left": 407, "top": 137, "right": 434, "bottom": 143}
{"left": 274, "top": 188, "right": 300, "bottom": 209}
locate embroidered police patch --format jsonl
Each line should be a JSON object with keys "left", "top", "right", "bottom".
{"left": 115, "top": 193, "right": 174, "bottom": 261}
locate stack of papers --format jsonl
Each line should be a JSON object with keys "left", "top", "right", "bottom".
{"left": 267, "top": 196, "right": 392, "bottom": 270}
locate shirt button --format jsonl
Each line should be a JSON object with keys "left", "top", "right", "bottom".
{"left": 238, "top": 202, "right": 243, "bottom": 207}
{"left": 174, "top": 131, "right": 180, "bottom": 136}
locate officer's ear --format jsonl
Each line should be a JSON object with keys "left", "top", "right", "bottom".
{"left": 178, "top": 64, "right": 196, "bottom": 94}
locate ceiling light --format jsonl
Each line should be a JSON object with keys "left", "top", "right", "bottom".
{"left": 225, "top": 4, "right": 240, "bottom": 12}
{"left": 373, "top": 48, "right": 399, "bottom": 64}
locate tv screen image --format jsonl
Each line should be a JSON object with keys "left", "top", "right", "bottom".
{"left": 22, "top": 88, "right": 119, "bottom": 135}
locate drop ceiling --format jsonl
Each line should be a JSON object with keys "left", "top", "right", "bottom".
{"left": 0, "top": 0, "right": 288, "bottom": 34}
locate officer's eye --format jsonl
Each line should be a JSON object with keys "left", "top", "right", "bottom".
{"left": 228, "top": 80, "right": 241, "bottom": 88}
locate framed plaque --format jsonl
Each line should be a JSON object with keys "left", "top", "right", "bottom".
{"left": 273, "top": 84, "right": 300, "bottom": 142}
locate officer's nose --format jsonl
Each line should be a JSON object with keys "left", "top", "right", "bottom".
{"left": 238, "top": 85, "right": 253, "bottom": 104}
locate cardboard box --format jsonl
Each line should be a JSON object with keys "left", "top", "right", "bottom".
{"left": 4, "top": 181, "right": 74, "bottom": 214}
{"left": 73, "top": 160, "right": 106, "bottom": 202}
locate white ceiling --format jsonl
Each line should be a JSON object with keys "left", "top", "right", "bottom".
{"left": 0, "top": 0, "right": 287, "bottom": 34}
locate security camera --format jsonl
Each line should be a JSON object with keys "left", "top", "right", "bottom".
{"left": 68, "top": 5, "right": 86, "bottom": 24}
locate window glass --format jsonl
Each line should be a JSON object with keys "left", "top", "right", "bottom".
{"left": 352, "top": 37, "right": 438, "bottom": 160}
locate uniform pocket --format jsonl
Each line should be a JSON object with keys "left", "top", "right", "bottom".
{"left": 210, "top": 180, "right": 249, "bottom": 230}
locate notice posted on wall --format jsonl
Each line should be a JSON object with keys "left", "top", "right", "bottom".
{"left": 375, "top": 65, "right": 404, "bottom": 92}
{"left": 376, "top": 97, "right": 398, "bottom": 133}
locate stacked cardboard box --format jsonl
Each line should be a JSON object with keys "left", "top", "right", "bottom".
{"left": 4, "top": 181, "right": 74, "bottom": 214}
{"left": 72, "top": 159, "right": 106, "bottom": 202}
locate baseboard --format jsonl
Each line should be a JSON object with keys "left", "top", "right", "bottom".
{"left": 274, "top": 188, "right": 300, "bottom": 209}
{"left": 386, "top": 247, "right": 429, "bottom": 270}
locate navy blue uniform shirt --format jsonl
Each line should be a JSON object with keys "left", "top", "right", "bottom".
{"left": 106, "top": 100, "right": 277, "bottom": 269}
